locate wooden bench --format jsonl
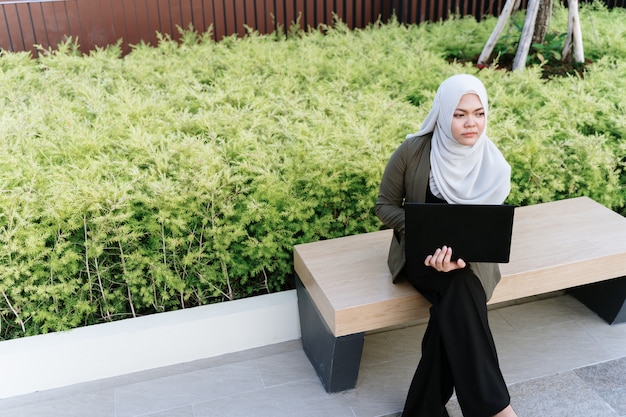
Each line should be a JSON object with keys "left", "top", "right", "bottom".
{"left": 294, "top": 197, "right": 626, "bottom": 393}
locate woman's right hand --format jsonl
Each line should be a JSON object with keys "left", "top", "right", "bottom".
{"left": 424, "top": 245, "right": 467, "bottom": 272}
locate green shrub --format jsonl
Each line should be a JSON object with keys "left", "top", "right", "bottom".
{"left": 0, "top": 5, "right": 624, "bottom": 339}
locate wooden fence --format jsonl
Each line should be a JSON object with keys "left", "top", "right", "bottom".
{"left": 0, "top": 0, "right": 622, "bottom": 56}
{"left": 0, "top": 0, "right": 496, "bottom": 55}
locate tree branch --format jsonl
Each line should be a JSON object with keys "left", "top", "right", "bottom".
{"left": 2, "top": 291, "right": 25, "bottom": 334}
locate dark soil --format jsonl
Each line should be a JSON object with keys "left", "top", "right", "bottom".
{"left": 450, "top": 53, "right": 589, "bottom": 79}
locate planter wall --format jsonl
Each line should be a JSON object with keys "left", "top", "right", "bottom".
{"left": 0, "top": 289, "right": 300, "bottom": 399}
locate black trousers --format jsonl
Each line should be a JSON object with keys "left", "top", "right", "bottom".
{"left": 401, "top": 267, "right": 510, "bottom": 417}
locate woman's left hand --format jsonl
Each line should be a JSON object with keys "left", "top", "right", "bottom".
{"left": 424, "top": 245, "right": 467, "bottom": 272}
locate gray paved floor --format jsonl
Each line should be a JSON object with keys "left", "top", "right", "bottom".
{"left": 0, "top": 293, "right": 625, "bottom": 417}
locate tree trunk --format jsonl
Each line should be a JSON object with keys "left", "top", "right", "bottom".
{"left": 532, "top": 0, "right": 553, "bottom": 44}
{"left": 513, "top": 0, "right": 542, "bottom": 71}
{"left": 563, "top": 0, "right": 585, "bottom": 63}
{"left": 477, "top": 0, "right": 521, "bottom": 66}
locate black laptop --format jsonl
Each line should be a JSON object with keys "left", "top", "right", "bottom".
{"left": 404, "top": 202, "right": 515, "bottom": 264}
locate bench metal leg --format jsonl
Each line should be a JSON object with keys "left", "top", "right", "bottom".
{"left": 295, "top": 274, "right": 364, "bottom": 393}
{"left": 570, "top": 276, "right": 626, "bottom": 324}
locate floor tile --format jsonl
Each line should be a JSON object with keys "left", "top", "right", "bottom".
{"left": 192, "top": 379, "right": 354, "bottom": 417}
{"left": 493, "top": 319, "right": 614, "bottom": 384}
{"left": 508, "top": 371, "right": 620, "bottom": 417}
{"left": 447, "top": 370, "right": 620, "bottom": 417}
{"left": 0, "top": 390, "right": 115, "bottom": 417}
{"left": 495, "top": 294, "right": 593, "bottom": 331}
{"left": 576, "top": 357, "right": 626, "bottom": 415}
{"left": 361, "top": 323, "right": 426, "bottom": 367}
{"left": 141, "top": 405, "right": 194, "bottom": 417}
{"left": 114, "top": 362, "right": 264, "bottom": 417}
{"left": 581, "top": 319, "right": 626, "bottom": 358}
{"left": 254, "top": 348, "right": 317, "bottom": 388}
{"left": 344, "top": 359, "right": 412, "bottom": 417}
{"left": 0, "top": 392, "right": 42, "bottom": 412}
{"left": 176, "top": 339, "right": 304, "bottom": 373}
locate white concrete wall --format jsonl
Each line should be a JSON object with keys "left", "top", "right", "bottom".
{"left": 0, "top": 289, "right": 300, "bottom": 399}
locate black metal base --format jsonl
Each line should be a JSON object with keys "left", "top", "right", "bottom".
{"left": 296, "top": 274, "right": 364, "bottom": 393}
{"left": 570, "top": 276, "right": 626, "bottom": 324}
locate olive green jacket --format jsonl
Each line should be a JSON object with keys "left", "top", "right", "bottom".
{"left": 375, "top": 134, "right": 501, "bottom": 301}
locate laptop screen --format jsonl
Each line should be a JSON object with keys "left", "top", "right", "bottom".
{"left": 404, "top": 202, "right": 515, "bottom": 264}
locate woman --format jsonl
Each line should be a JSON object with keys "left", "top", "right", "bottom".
{"left": 375, "top": 74, "right": 517, "bottom": 417}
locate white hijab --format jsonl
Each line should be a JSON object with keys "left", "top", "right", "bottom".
{"left": 407, "top": 74, "right": 511, "bottom": 205}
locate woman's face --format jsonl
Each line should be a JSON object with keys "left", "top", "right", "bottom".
{"left": 450, "top": 93, "right": 485, "bottom": 146}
